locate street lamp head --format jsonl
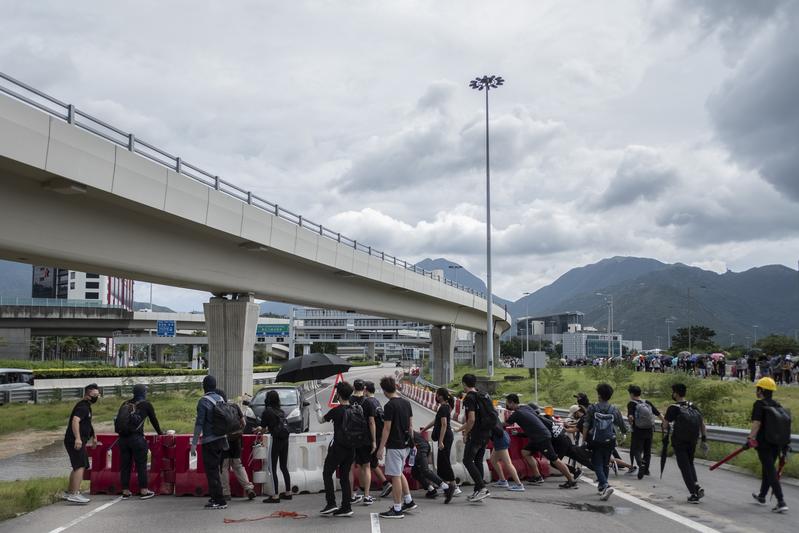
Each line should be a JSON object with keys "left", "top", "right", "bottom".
{"left": 470, "top": 75, "right": 505, "bottom": 91}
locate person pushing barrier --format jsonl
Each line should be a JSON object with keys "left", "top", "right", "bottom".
{"left": 116, "top": 383, "right": 162, "bottom": 500}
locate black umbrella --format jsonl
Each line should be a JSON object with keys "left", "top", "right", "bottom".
{"left": 660, "top": 426, "right": 671, "bottom": 479}
{"left": 275, "top": 353, "right": 351, "bottom": 403}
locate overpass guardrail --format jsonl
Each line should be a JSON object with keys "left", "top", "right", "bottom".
{"left": 0, "top": 71, "right": 486, "bottom": 300}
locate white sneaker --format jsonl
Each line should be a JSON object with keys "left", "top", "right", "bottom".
{"left": 600, "top": 487, "right": 614, "bottom": 501}
{"left": 67, "top": 493, "right": 90, "bottom": 504}
{"left": 467, "top": 488, "right": 490, "bottom": 502}
{"left": 453, "top": 487, "right": 463, "bottom": 497}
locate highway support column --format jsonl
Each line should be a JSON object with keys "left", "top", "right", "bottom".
{"left": 204, "top": 293, "right": 259, "bottom": 398}
{"left": 474, "top": 332, "right": 499, "bottom": 370}
{"left": 431, "top": 325, "right": 455, "bottom": 385}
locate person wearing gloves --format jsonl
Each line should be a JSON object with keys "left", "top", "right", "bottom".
{"left": 119, "top": 384, "right": 163, "bottom": 500}
{"left": 191, "top": 375, "right": 229, "bottom": 510}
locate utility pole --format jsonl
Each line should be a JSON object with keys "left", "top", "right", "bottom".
{"left": 665, "top": 318, "right": 674, "bottom": 349}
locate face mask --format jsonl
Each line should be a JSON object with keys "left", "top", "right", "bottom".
{"left": 242, "top": 400, "right": 250, "bottom": 406}
{"left": 90, "top": 396, "right": 99, "bottom": 403}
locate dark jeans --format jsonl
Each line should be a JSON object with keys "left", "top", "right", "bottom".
{"left": 591, "top": 442, "right": 613, "bottom": 489}
{"left": 463, "top": 434, "right": 488, "bottom": 491}
{"left": 436, "top": 433, "right": 455, "bottom": 482}
{"left": 120, "top": 435, "right": 149, "bottom": 491}
{"left": 323, "top": 443, "right": 354, "bottom": 509}
{"left": 757, "top": 443, "right": 784, "bottom": 501}
{"left": 412, "top": 449, "right": 443, "bottom": 488}
{"left": 630, "top": 429, "right": 653, "bottom": 472}
{"left": 202, "top": 439, "right": 226, "bottom": 505}
{"left": 673, "top": 441, "right": 699, "bottom": 495}
{"left": 271, "top": 437, "right": 291, "bottom": 495}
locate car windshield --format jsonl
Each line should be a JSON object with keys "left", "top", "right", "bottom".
{"left": 255, "top": 388, "right": 298, "bottom": 407}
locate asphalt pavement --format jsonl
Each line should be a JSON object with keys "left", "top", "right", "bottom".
{"left": 2, "top": 364, "right": 797, "bottom": 533}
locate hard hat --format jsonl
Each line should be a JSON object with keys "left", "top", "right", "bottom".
{"left": 755, "top": 377, "right": 777, "bottom": 391}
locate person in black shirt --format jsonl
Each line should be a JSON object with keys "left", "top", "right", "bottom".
{"left": 119, "top": 384, "right": 163, "bottom": 500}
{"left": 316, "top": 381, "right": 356, "bottom": 517}
{"left": 459, "top": 373, "right": 491, "bottom": 502}
{"left": 626, "top": 384, "right": 661, "bottom": 480}
{"left": 377, "top": 376, "right": 417, "bottom": 519}
{"left": 663, "top": 383, "right": 707, "bottom": 504}
{"left": 64, "top": 383, "right": 99, "bottom": 504}
{"left": 349, "top": 379, "right": 377, "bottom": 505}
{"left": 748, "top": 377, "right": 788, "bottom": 513}
{"left": 259, "top": 390, "right": 290, "bottom": 503}
{"left": 364, "top": 381, "right": 391, "bottom": 497}
{"left": 421, "top": 388, "right": 456, "bottom": 503}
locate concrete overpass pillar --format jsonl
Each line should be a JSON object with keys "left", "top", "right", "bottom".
{"left": 430, "top": 325, "right": 455, "bottom": 385}
{"left": 474, "top": 332, "right": 500, "bottom": 370}
{"left": 155, "top": 344, "right": 165, "bottom": 365}
{"left": 366, "top": 343, "right": 376, "bottom": 361}
{"left": 302, "top": 344, "right": 311, "bottom": 356}
{"left": 204, "top": 294, "right": 259, "bottom": 398}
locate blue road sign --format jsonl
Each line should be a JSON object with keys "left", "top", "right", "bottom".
{"left": 157, "top": 320, "right": 176, "bottom": 337}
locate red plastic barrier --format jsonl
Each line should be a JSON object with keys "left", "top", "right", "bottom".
{"left": 88, "top": 434, "right": 174, "bottom": 495}
{"left": 174, "top": 434, "right": 263, "bottom": 497}
{"left": 486, "top": 429, "right": 550, "bottom": 481}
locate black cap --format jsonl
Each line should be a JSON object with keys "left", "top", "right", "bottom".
{"left": 505, "top": 393, "right": 520, "bottom": 404}
{"left": 574, "top": 392, "right": 589, "bottom": 407}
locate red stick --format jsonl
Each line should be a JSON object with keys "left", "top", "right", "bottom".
{"left": 709, "top": 446, "right": 747, "bottom": 471}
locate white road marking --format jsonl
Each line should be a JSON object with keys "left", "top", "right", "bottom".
{"left": 370, "top": 512, "right": 382, "bottom": 533}
{"left": 578, "top": 477, "right": 720, "bottom": 533}
{"left": 47, "top": 497, "right": 122, "bottom": 533}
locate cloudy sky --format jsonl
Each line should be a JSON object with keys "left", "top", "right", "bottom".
{"left": 4, "top": 0, "right": 798, "bottom": 311}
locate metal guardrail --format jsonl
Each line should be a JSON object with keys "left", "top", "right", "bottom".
{"left": 0, "top": 297, "right": 126, "bottom": 308}
{"left": 0, "top": 71, "right": 486, "bottom": 300}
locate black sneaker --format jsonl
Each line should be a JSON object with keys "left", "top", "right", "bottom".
{"left": 379, "top": 507, "right": 404, "bottom": 519}
{"left": 204, "top": 502, "right": 228, "bottom": 510}
{"left": 687, "top": 494, "right": 700, "bottom": 504}
{"left": 246, "top": 489, "right": 256, "bottom": 500}
{"left": 752, "top": 493, "right": 767, "bottom": 505}
{"left": 695, "top": 486, "right": 705, "bottom": 500}
{"left": 281, "top": 493, "right": 293, "bottom": 500}
{"left": 573, "top": 468, "right": 583, "bottom": 481}
{"left": 772, "top": 501, "right": 789, "bottom": 514}
{"left": 637, "top": 469, "right": 645, "bottom": 480}
{"left": 263, "top": 496, "right": 280, "bottom": 504}
{"left": 444, "top": 484, "right": 456, "bottom": 504}
{"left": 558, "top": 480, "right": 579, "bottom": 489}
{"left": 333, "top": 507, "right": 353, "bottom": 517}
{"left": 425, "top": 489, "right": 438, "bottom": 499}
{"left": 380, "top": 483, "right": 393, "bottom": 498}
{"left": 527, "top": 476, "right": 544, "bottom": 486}
{"left": 402, "top": 500, "right": 418, "bottom": 512}
{"left": 320, "top": 503, "right": 339, "bottom": 515}
{"left": 350, "top": 494, "right": 364, "bottom": 505}
{"left": 121, "top": 492, "right": 132, "bottom": 500}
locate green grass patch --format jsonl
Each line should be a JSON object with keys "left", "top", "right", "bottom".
{"left": 0, "top": 477, "right": 84, "bottom": 521}
{"left": 445, "top": 364, "right": 799, "bottom": 430}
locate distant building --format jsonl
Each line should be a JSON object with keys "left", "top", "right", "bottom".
{"left": 562, "top": 332, "right": 623, "bottom": 360}
{"left": 32, "top": 266, "right": 133, "bottom": 310}
{"left": 517, "top": 312, "right": 584, "bottom": 337}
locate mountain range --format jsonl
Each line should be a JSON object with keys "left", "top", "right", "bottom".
{"left": 2, "top": 257, "right": 797, "bottom": 348}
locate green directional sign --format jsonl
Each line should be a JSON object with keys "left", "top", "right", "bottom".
{"left": 256, "top": 324, "right": 290, "bottom": 337}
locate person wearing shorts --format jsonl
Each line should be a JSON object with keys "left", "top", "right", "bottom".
{"left": 489, "top": 428, "right": 524, "bottom": 491}
{"left": 377, "top": 376, "right": 417, "bottom": 519}
{"left": 63, "top": 384, "right": 100, "bottom": 504}
{"left": 506, "top": 394, "right": 578, "bottom": 489}
{"left": 350, "top": 380, "right": 378, "bottom": 505}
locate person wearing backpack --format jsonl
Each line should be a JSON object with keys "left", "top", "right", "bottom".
{"left": 191, "top": 375, "right": 229, "bottom": 510}
{"left": 349, "top": 379, "right": 377, "bottom": 506}
{"left": 459, "top": 373, "right": 493, "bottom": 502}
{"left": 377, "top": 376, "right": 417, "bottom": 519}
{"left": 117, "top": 384, "right": 162, "bottom": 500}
{"left": 748, "top": 377, "right": 790, "bottom": 513}
{"left": 364, "top": 381, "right": 392, "bottom": 499}
{"left": 663, "top": 383, "right": 708, "bottom": 504}
{"left": 626, "top": 384, "right": 661, "bottom": 480}
{"left": 420, "top": 388, "right": 457, "bottom": 503}
{"left": 259, "top": 390, "right": 292, "bottom": 504}
{"left": 315, "top": 381, "right": 359, "bottom": 517}
{"left": 217, "top": 391, "right": 256, "bottom": 502}
{"left": 581, "top": 383, "right": 628, "bottom": 501}
{"left": 505, "top": 394, "right": 578, "bottom": 489}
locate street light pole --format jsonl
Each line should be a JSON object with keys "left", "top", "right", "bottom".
{"left": 448, "top": 265, "right": 463, "bottom": 287}
{"left": 753, "top": 325, "right": 758, "bottom": 346}
{"left": 523, "top": 292, "right": 532, "bottom": 356}
{"left": 665, "top": 318, "right": 674, "bottom": 349}
{"left": 470, "top": 74, "right": 504, "bottom": 378}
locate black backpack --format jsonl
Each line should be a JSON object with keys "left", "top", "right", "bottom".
{"left": 762, "top": 403, "right": 792, "bottom": 447}
{"left": 271, "top": 407, "right": 291, "bottom": 440}
{"left": 671, "top": 402, "right": 702, "bottom": 444}
{"left": 205, "top": 395, "right": 242, "bottom": 437}
{"left": 472, "top": 391, "right": 499, "bottom": 434}
{"left": 338, "top": 403, "right": 371, "bottom": 448}
{"left": 114, "top": 400, "right": 144, "bottom": 436}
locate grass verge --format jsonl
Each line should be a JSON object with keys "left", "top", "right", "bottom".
{"left": 0, "top": 477, "right": 86, "bottom": 521}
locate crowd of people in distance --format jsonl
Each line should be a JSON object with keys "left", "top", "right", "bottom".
{"left": 60, "top": 371, "right": 791, "bottom": 518}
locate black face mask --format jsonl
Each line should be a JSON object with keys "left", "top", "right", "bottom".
{"left": 242, "top": 400, "right": 250, "bottom": 406}
{"left": 89, "top": 396, "right": 98, "bottom": 404}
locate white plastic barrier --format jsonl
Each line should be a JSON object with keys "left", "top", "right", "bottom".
{"left": 254, "top": 432, "right": 334, "bottom": 496}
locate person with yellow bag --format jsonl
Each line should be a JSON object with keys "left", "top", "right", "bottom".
{"left": 748, "top": 377, "right": 790, "bottom": 514}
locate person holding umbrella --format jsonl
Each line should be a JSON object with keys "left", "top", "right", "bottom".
{"left": 316, "top": 381, "right": 357, "bottom": 517}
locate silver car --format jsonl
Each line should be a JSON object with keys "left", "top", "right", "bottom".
{"left": 251, "top": 385, "right": 310, "bottom": 433}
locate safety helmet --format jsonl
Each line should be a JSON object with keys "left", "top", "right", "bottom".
{"left": 755, "top": 377, "right": 777, "bottom": 391}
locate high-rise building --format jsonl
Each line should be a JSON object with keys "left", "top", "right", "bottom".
{"left": 32, "top": 266, "right": 133, "bottom": 310}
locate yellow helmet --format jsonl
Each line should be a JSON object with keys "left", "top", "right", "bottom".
{"left": 755, "top": 377, "right": 777, "bottom": 391}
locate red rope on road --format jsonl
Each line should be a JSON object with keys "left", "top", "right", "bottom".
{"left": 223, "top": 510, "right": 308, "bottom": 523}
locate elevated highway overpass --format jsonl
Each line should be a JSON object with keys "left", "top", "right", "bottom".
{"left": 0, "top": 73, "right": 510, "bottom": 393}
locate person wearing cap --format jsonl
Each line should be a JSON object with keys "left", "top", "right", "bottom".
{"left": 191, "top": 375, "right": 229, "bottom": 510}
{"left": 748, "top": 377, "right": 789, "bottom": 513}
{"left": 63, "top": 383, "right": 100, "bottom": 504}
{"left": 119, "top": 384, "right": 163, "bottom": 500}
{"left": 349, "top": 379, "right": 378, "bottom": 506}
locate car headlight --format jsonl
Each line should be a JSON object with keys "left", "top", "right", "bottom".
{"left": 288, "top": 408, "right": 301, "bottom": 419}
